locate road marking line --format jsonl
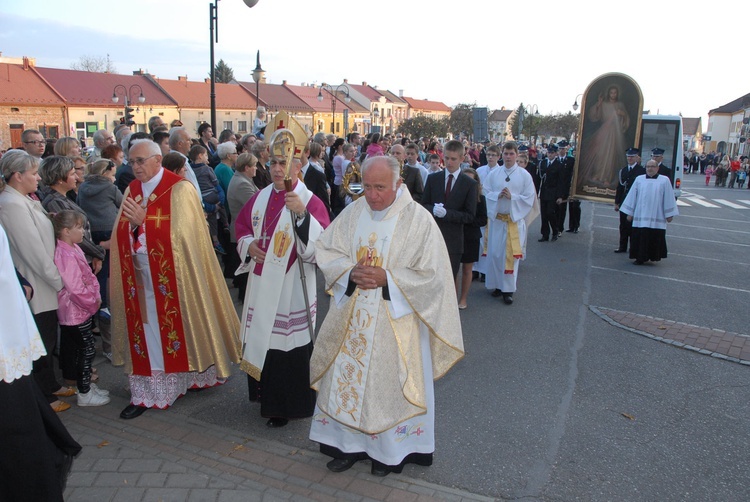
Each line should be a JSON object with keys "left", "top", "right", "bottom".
{"left": 737, "top": 200, "right": 750, "bottom": 206}
{"left": 713, "top": 199, "right": 747, "bottom": 209}
{"left": 676, "top": 199, "right": 690, "bottom": 206}
{"left": 592, "top": 266, "right": 750, "bottom": 294}
{"left": 686, "top": 198, "right": 720, "bottom": 207}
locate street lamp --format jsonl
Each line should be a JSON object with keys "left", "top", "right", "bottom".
{"left": 210, "top": 0, "right": 259, "bottom": 133}
{"left": 317, "top": 83, "right": 351, "bottom": 136}
{"left": 112, "top": 84, "right": 145, "bottom": 126}
{"left": 572, "top": 94, "right": 583, "bottom": 112}
{"left": 251, "top": 49, "right": 265, "bottom": 112}
{"left": 372, "top": 106, "right": 380, "bottom": 134}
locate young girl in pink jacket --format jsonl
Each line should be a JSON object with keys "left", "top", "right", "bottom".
{"left": 53, "top": 211, "right": 110, "bottom": 407}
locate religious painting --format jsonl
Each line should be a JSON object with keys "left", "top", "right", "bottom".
{"left": 572, "top": 73, "right": 643, "bottom": 202}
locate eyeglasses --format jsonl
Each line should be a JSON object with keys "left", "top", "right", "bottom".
{"left": 130, "top": 155, "right": 158, "bottom": 166}
{"left": 24, "top": 140, "right": 46, "bottom": 146}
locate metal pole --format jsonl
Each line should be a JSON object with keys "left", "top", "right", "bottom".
{"left": 209, "top": 0, "right": 218, "bottom": 133}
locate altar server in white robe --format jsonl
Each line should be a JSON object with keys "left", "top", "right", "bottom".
{"left": 619, "top": 159, "right": 678, "bottom": 265}
{"left": 474, "top": 144, "right": 502, "bottom": 277}
{"left": 483, "top": 141, "right": 537, "bottom": 305}
{"left": 309, "top": 155, "right": 465, "bottom": 477}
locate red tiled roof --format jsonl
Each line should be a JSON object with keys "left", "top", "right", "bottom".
{"left": 378, "top": 89, "right": 407, "bottom": 105}
{"left": 347, "top": 83, "right": 384, "bottom": 102}
{"left": 0, "top": 63, "right": 65, "bottom": 106}
{"left": 282, "top": 83, "right": 355, "bottom": 113}
{"left": 236, "top": 82, "right": 311, "bottom": 112}
{"left": 35, "top": 67, "right": 174, "bottom": 106}
{"left": 155, "top": 78, "right": 256, "bottom": 109}
{"left": 402, "top": 97, "right": 451, "bottom": 113}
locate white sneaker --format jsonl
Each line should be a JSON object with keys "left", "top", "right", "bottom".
{"left": 77, "top": 390, "right": 110, "bottom": 407}
{"left": 89, "top": 382, "right": 110, "bottom": 396}
{"left": 103, "top": 352, "right": 112, "bottom": 362}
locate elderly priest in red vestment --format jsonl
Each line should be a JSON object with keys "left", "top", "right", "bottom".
{"left": 110, "top": 139, "right": 241, "bottom": 420}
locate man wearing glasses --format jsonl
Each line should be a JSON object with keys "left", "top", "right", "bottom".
{"left": 21, "top": 129, "right": 46, "bottom": 158}
{"left": 110, "top": 139, "right": 240, "bottom": 420}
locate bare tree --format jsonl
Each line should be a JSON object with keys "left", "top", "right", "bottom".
{"left": 71, "top": 54, "right": 117, "bottom": 73}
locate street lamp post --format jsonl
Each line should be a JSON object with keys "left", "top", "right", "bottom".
{"left": 251, "top": 50, "right": 265, "bottom": 117}
{"left": 210, "top": 0, "right": 259, "bottom": 133}
{"left": 523, "top": 104, "right": 539, "bottom": 143}
{"left": 572, "top": 94, "right": 583, "bottom": 112}
{"left": 317, "top": 83, "right": 351, "bottom": 136}
{"left": 112, "top": 84, "right": 146, "bottom": 127}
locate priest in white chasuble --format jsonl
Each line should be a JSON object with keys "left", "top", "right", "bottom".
{"left": 309, "top": 155, "right": 465, "bottom": 477}
{"left": 110, "top": 139, "right": 241, "bottom": 420}
{"left": 234, "top": 152, "right": 330, "bottom": 428}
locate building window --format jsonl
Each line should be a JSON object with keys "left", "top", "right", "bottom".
{"left": 223, "top": 121, "right": 232, "bottom": 131}
{"left": 238, "top": 121, "right": 247, "bottom": 133}
{"left": 87, "top": 111, "right": 95, "bottom": 116}
{"left": 336, "top": 122, "right": 340, "bottom": 133}
{"left": 196, "top": 122, "right": 202, "bottom": 133}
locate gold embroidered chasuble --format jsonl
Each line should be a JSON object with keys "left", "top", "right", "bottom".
{"left": 110, "top": 176, "right": 240, "bottom": 377}
{"left": 310, "top": 189, "right": 464, "bottom": 434}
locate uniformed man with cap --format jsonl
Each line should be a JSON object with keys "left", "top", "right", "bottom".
{"left": 537, "top": 143, "right": 565, "bottom": 242}
{"left": 651, "top": 148, "right": 673, "bottom": 184}
{"left": 614, "top": 147, "right": 646, "bottom": 253}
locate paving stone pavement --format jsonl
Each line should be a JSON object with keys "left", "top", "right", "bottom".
{"left": 593, "top": 306, "right": 750, "bottom": 365}
{"left": 60, "top": 393, "right": 495, "bottom": 502}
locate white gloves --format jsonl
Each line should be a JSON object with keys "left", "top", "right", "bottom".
{"left": 433, "top": 203, "right": 447, "bottom": 218}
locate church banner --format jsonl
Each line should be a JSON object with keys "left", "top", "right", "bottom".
{"left": 572, "top": 73, "right": 643, "bottom": 202}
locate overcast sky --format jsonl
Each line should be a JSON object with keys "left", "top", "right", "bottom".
{"left": 1, "top": 0, "right": 743, "bottom": 128}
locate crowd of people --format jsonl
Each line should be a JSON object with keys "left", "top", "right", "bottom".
{"left": 0, "top": 114, "right": 686, "bottom": 495}
{"left": 684, "top": 150, "right": 749, "bottom": 188}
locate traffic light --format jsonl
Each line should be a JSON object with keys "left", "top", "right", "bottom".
{"left": 124, "top": 106, "right": 135, "bottom": 126}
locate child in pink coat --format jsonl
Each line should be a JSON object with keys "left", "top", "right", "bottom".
{"left": 53, "top": 210, "right": 110, "bottom": 407}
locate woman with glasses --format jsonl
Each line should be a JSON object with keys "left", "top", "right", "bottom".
{"left": 40, "top": 156, "right": 107, "bottom": 378}
{"left": 0, "top": 151, "right": 71, "bottom": 411}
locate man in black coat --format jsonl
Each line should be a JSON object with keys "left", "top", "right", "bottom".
{"left": 422, "top": 140, "right": 478, "bottom": 279}
{"left": 390, "top": 144, "right": 423, "bottom": 203}
{"left": 556, "top": 140, "right": 580, "bottom": 233}
{"left": 614, "top": 147, "right": 646, "bottom": 253}
{"left": 537, "top": 144, "right": 566, "bottom": 242}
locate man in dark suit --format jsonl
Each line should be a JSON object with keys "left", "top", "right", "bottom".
{"left": 422, "top": 140, "right": 478, "bottom": 279}
{"left": 301, "top": 143, "right": 334, "bottom": 221}
{"left": 537, "top": 144, "right": 567, "bottom": 242}
{"left": 389, "top": 144, "right": 423, "bottom": 203}
{"left": 614, "top": 147, "right": 646, "bottom": 253}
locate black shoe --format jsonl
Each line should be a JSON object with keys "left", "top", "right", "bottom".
{"left": 371, "top": 460, "right": 402, "bottom": 477}
{"left": 120, "top": 404, "right": 148, "bottom": 420}
{"left": 573, "top": 229, "right": 579, "bottom": 233}
{"left": 502, "top": 294, "right": 513, "bottom": 305}
{"left": 266, "top": 417, "right": 289, "bottom": 428}
{"left": 634, "top": 260, "right": 644, "bottom": 265}
{"left": 614, "top": 248, "right": 627, "bottom": 253}
{"left": 480, "top": 273, "right": 485, "bottom": 283}
{"left": 327, "top": 458, "right": 358, "bottom": 473}
{"left": 491, "top": 289, "right": 503, "bottom": 297}
{"left": 551, "top": 235, "right": 558, "bottom": 242}
{"left": 565, "top": 229, "right": 574, "bottom": 233}
{"left": 538, "top": 237, "right": 549, "bottom": 242}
